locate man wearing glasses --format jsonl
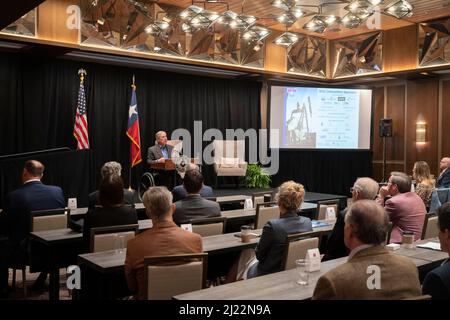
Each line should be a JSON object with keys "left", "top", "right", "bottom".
{"left": 376, "top": 171, "right": 426, "bottom": 244}
{"left": 323, "top": 177, "right": 379, "bottom": 261}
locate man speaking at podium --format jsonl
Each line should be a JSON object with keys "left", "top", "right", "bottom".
{"left": 147, "top": 131, "right": 174, "bottom": 188}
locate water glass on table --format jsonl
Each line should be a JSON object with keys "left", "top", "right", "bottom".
{"left": 295, "top": 259, "right": 309, "bottom": 286}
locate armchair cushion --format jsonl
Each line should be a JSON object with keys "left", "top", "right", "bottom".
{"left": 221, "top": 157, "right": 240, "bottom": 168}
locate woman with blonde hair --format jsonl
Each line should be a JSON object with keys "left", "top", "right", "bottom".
{"left": 413, "top": 161, "right": 435, "bottom": 207}
{"left": 246, "top": 180, "right": 313, "bottom": 278}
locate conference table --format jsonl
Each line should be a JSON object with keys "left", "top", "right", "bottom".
{"left": 70, "top": 195, "right": 255, "bottom": 217}
{"left": 29, "top": 204, "right": 324, "bottom": 300}
{"left": 174, "top": 238, "right": 448, "bottom": 300}
{"left": 76, "top": 221, "right": 335, "bottom": 299}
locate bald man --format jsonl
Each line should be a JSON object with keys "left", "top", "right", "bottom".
{"left": 313, "top": 200, "right": 421, "bottom": 300}
{"left": 4, "top": 160, "right": 65, "bottom": 291}
{"left": 437, "top": 157, "right": 450, "bottom": 188}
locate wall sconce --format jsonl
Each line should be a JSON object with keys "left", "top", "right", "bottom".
{"left": 416, "top": 122, "right": 426, "bottom": 144}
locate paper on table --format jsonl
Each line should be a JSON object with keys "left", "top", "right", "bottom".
{"left": 417, "top": 242, "right": 441, "bottom": 251}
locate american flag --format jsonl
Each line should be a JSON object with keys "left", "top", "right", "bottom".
{"left": 73, "top": 73, "right": 89, "bottom": 149}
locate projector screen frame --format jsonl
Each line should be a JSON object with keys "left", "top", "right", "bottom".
{"left": 266, "top": 81, "right": 374, "bottom": 152}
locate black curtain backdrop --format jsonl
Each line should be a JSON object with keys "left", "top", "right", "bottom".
{"left": 0, "top": 52, "right": 261, "bottom": 206}
{"left": 0, "top": 51, "right": 373, "bottom": 207}
{"left": 272, "top": 150, "right": 373, "bottom": 198}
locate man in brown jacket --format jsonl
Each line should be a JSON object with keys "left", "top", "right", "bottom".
{"left": 313, "top": 200, "right": 421, "bottom": 300}
{"left": 124, "top": 186, "right": 203, "bottom": 300}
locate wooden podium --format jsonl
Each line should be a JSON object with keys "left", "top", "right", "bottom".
{"left": 150, "top": 159, "right": 176, "bottom": 171}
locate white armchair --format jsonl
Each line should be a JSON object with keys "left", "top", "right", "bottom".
{"left": 212, "top": 140, "right": 247, "bottom": 187}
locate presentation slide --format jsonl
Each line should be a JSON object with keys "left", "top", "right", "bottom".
{"left": 269, "top": 86, "right": 372, "bottom": 150}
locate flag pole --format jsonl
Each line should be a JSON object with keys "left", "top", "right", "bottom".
{"left": 128, "top": 75, "right": 136, "bottom": 191}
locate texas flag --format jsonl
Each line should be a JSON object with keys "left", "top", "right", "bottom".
{"left": 126, "top": 81, "right": 142, "bottom": 167}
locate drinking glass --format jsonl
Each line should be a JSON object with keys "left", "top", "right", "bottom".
{"left": 295, "top": 259, "right": 309, "bottom": 286}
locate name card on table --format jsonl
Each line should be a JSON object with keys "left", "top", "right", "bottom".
{"left": 181, "top": 224, "right": 193, "bottom": 233}
{"left": 326, "top": 207, "right": 336, "bottom": 221}
{"left": 306, "top": 248, "right": 321, "bottom": 272}
{"left": 68, "top": 198, "right": 77, "bottom": 210}
{"left": 244, "top": 199, "right": 253, "bottom": 210}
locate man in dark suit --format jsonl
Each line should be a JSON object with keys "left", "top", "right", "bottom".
{"left": 437, "top": 157, "right": 450, "bottom": 189}
{"left": 3, "top": 160, "right": 65, "bottom": 291}
{"left": 172, "top": 163, "right": 213, "bottom": 202}
{"left": 88, "top": 161, "right": 136, "bottom": 209}
{"left": 173, "top": 169, "right": 220, "bottom": 225}
{"left": 422, "top": 202, "right": 450, "bottom": 299}
{"left": 323, "top": 177, "right": 379, "bottom": 261}
{"left": 147, "top": 131, "right": 175, "bottom": 188}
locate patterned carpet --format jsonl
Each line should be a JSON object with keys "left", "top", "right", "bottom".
{"left": 2, "top": 267, "right": 72, "bottom": 300}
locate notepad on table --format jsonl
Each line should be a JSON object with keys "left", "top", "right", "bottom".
{"left": 417, "top": 242, "right": 441, "bottom": 251}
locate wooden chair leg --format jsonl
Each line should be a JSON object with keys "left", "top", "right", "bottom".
{"left": 22, "top": 268, "right": 27, "bottom": 297}
{"left": 12, "top": 268, "right": 16, "bottom": 290}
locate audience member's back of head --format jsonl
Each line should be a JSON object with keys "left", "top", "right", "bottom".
{"left": 413, "top": 161, "right": 432, "bottom": 184}
{"left": 390, "top": 171, "right": 412, "bottom": 193}
{"left": 354, "top": 177, "right": 379, "bottom": 200}
{"left": 346, "top": 200, "right": 389, "bottom": 246}
{"left": 24, "top": 160, "right": 44, "bottom": 178}
{"left": 437, "top": 203, "right": 450, "bottom": 233}
{"left": 183, "top": 169, "right": 203, "bottom": 194}
{"left": 276, "top": 180, "right": 305, "bottom": 212}
{"left": 142, "top": 186, "right": 172, "bottom": 220}
{"left": 99, "top": 175, "right": 124, "bottom": 208}
{"left": 101, "top": 161, "right": 122, "bottom": 179}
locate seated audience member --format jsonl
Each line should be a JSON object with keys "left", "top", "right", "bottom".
{"left": 173, "top": 169, "right": 220, "bottom": 225}
{"left": 88, "top": 161, "right": 135, "bottom": 209}
{"left": 246, "top": 181, "right": 313, "bottom": 279}
{"left": 172, "top": 163, "right": 213, "bottom": 202}
{"left": 83, "top": 175, "right": 138, "bottom": 251}
{"left": 412, "top": 161, "right": 435, "bottom": 207}
{"left": 422, "top": 203, "right": 450, "bottom": 299}
{"left": 4, "top": 160, "right": 65, "bottom": 291}
{"left": 437, "top": 157, "right": 450, "bottom": 189}
{"left": 125, "top": 187, "right": 203, "bottom": 300}
{"left": 324, "top": 177, "right": 379, "bottom": 261}
{"left": 376, "top": 171, "right": 426, "bottom": 243}
{"left": 313, "top": 200, "right": 421, "bottom": 299}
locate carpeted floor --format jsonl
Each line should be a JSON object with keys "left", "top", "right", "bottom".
{"left": 2, "top": 267, "right": 72, "bottom": 300}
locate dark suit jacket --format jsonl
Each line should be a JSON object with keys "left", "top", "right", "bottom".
{"left": 4, "top": 181, "right": 65, "bottom": 244}
{"left": 323, "top": 208, "right": 348, "bottom": 261}
{"left": 437, "top": 168, "right": 450, "bottom": 188}
{"left": 88, "top": 189, "right": 136, "bottom": 209}
{"left": 172, "top": 184, "right": 214, "bottom": 202}
{"left": 422, "top": 259, "right": 450, "bottom": 300}
{"left": 124, "top": 220, "right": 203, "bottom": 300}
{"left": 173, "top": 194, "right": 221, "bottom": 225}
{"left": 147, "top": 144, "right": 174, "bottom": 164}
{"left": 82, "top": 205, "right": 138, "bottom": 251}
{"left": 249, "top": 212, "right": 313, "bottom": 277}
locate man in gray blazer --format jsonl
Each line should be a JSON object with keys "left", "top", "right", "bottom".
{"left": 173, "top": 169, "right": 220, "bottom": 225}
{"left": 147, "top": 131, "right": 174, "bottom": 165}
{"left": 147, "top": 131, "right": 174, "bottom": 188}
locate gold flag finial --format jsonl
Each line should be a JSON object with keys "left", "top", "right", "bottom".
{"left": 131, "top": 74, "right": 136, "bottom": 90}
{"left": 78, "top": 69, "right": 87, "bottom": 82}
